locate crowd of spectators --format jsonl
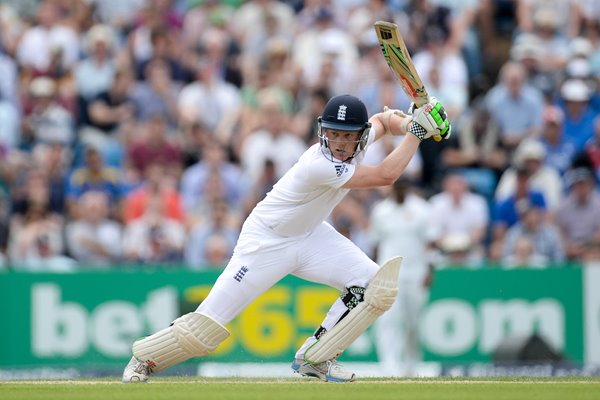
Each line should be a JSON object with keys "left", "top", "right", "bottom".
{"left": 0, "top": 0, "right": 599, "bottom": 272}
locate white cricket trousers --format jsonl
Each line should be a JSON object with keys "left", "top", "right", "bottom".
{"left": 196, "top": 216, "right": 380, "bottom": 358}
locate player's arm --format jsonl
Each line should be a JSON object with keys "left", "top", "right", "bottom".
{"left": 369, "top": 107, "right": 412, "bottom": 142}
{"left": 343, "top": 97, "right": 451, "bottom": 189}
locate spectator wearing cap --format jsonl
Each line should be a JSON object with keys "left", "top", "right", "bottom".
{"left": 74, "top": 24, "right": 118, "bottom": 126}
{"left": 491, "top": 163, "right": 547, "bottom": 259}
{"left": 501, "top": 201, "right": 565, "bottom": 268}
{"left": 495, "top": 138, "right": 563, "bottom": 211}
{"left": 21, "top": 76, "right": 74, "bottom": 148}
{"left": 558, "top": 78, "right": 599, "bottom": 152}
{"left": 485, "top": 61, "right": 545, "bottom": 151}
{"left": 555, "top": 167, "right": 600, "bottom": 261}
{"left": 539, "top": 105, "right": 576, "bottom": 175}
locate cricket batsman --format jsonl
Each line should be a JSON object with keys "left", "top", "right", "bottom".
{"left": 122, "top": 94, "right": 450, "bottom": 383}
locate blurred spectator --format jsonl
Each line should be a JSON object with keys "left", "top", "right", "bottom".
{"left": 491, "top": 165, "right": 546, "bottom": 261}
{"left": 65, "top": 146, "right": 121, "bottom": 219}
{"left": 74, "top": 24, "right": 118, "bottom": 126}
{"left": 502, "top": 235, "right": 548, "bottom": 269}
{"left": 15, "top": 1, "right": 80, "bottom": 77}
{"left": 239, "top": 87, "right": 306, "bottom": 188}
{"left": 495, "top": 139, "right": 564, "bottom": 211}
{"left": 485, "top": 61, "right": 545, "bottom": 151}
{"left": 412, "top": 26, "right": 469, "bottom": 121}
{"left": 558, "top": 78, "right": 599, "bottom": 153}
{"left": 182, "top": 0, "right": 235, "bottom": 50}
{"left": 87, "top": 68, "right": 137, "bottom": 134}
{"left": 501, "top": 202, "right": 565, "bottom": 267}
{"left": 91, "top": 0, "right": 145, "bottom": 32}
{"left": 185, "top": 198, "right": 239, "bottom": 270}
{"left": 369, "top": 177, "right": 434, "bottom": 376}
{"left": 515, "top": 8, "right": 571, "bottom": 75}
{"left": 180, "top": 140, "right": 245, "bottom": 219}
{"left": 429, "top": 173, "right": 489, "bottom": 263}
{"left": 8, "top": 199, "right": 74, "bottom": 271}
{"left": 539, "top": 105, "right": 576, "bottom": 175}
{"left": 122, "top": 195, "right": 186, "bottom": 266}
{"left": 586, "top": 117, "right": 600, "bottom": 180}
{"left": 177, "top": 59, "right": 241, "bottom": 136}
{"left": 123, "top": 161, "right": 184, "bottom": 224}
{"left": 131, "top": 58, "right": 182, "bottom": 126}
{"left": 555, "top": 167, "right": 600, "bottom": 261}
{"left": 292, "top": 6, "right": 358, "bottom": 94}
{"left": 65, "top": 191, "right": 123, "bottom": 267}
{"left": 397, "top": 0, "right": 452, "bottom": 53}
{"left": 135, "top": 26, "right": 192, "bottom": 83}
{"left": 126, "top": 113, "right": 183, "bottom": 177}
{"left": 441, "top": 99, "right": 507, "bottom": 199}
{"left": 517, "top": 0, "right": 581, "bottom": 39}
{"left": 21, "top": 77, "right": 74, "bottom": 148}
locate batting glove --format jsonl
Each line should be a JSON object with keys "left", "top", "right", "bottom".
{"left": 408, "top": 97, "right": 451, "bottom": 141}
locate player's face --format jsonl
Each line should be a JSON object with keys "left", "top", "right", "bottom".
{"left": 324, "top": 128, "right": 361, "bottom": 161}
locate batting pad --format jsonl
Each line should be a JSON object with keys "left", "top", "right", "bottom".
{"left": 132, "top": 312, "right": 230, "bottom": 373}
{"left": 304, "top": 256, "right": 402, "bottom": 364}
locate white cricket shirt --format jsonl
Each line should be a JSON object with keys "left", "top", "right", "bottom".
{"left": 250, "top": 131, "right": 374, "bottom": 237}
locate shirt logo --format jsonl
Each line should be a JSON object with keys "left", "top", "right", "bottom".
{"left": 334, "top": 164, "right": 347, "bottom": 177}
{"left": 337, "top": 105, "right": 347, "bottom": 120}
{"left": 234, "top": 266, "right": 248, "bottom": 282}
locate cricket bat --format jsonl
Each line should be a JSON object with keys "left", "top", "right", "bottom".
{"left": 374, "top": 20, "right": 442, "bottom": 141}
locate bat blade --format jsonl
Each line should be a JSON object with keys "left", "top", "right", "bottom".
{"left": 375, "top": 20, "right": 441, "bottom": 141}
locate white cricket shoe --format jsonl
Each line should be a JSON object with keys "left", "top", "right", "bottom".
{"left": 121, "top": 356, "right": 150, "bottom": 383}
{"left": 291, "top": 358, "right": 356, "bottom": 382}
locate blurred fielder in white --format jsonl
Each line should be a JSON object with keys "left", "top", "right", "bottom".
{"left": 369, "top": 177, "right": 435, "bottom": 376}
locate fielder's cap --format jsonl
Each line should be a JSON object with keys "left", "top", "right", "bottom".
{"left": 565, "top": 167, "right": 594, "bottom": 187}
{"left": 29, "top": 77, "right": 56, "bottom": 97}
{"left": 561, "top": 79, "right": 592, "bottom": 101}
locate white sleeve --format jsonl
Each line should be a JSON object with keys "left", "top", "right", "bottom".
{"left": 303, "top": 156, "right": 356, "bottom": 189}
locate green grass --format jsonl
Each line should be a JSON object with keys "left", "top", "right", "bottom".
{"left": 1, "top": 377, "right": 599, "bottom": 400}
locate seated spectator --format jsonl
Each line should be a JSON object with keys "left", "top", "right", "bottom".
{"left": 122, "top": 196, "right": 186, "bottom": 266}
{"left": 539, "top": 105, "right": 576, "bottom": 176}
{"left": 184, "top": 199, "right": 239, "bottom": 270}
{"left": 21, "top": 77, "right": 74, "bottom": 148}
{"left": 74, "top": 24, "right": 118, "bottom": 126}
{"left": 180, "top": 138, "right": 246, "bottom": 219}
{"left": 491, "top": 165, "right": 547, "bottom": 244}
{"left": 502, "top": 203, "right": 565, "bottom": 267}
{"left": 429, "top": 173, "right": 489, "bottom": 261}
{"left": 495, "top": 139, "right": 563, "bottom": 211}
{"left": 485, "top": 61, "right": 545, "bottom": 151}
{"left": 131, "top": 59, "right": 182, "bottom": 127}
{"left": 65, "top": 191, "right": 123, "bottom": 267}
{"left": 502, "top": 236, "right": 548, "bottom": 269}
{"left": 123, "top": 161, "right": 184, "bottom": 224}
{"left": 555, "top": 167, "right": 600, "bottom": 261}
{"left": 558, "top": 78, "right": 598, "bottom": 153}
{"left": 8, "top": 199, "right": 75, "bottom": 272}
{"left": 441, "top": 99, "right": 507, "bottom": 199}
{"left": 65, "top": 146, "right": 121, "bottom": 219}
{"left": 87, "top": 68, "right": 137, "bottom": 134}
{"left": 126, "top": 113, "right": 183, "bottom": 178}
